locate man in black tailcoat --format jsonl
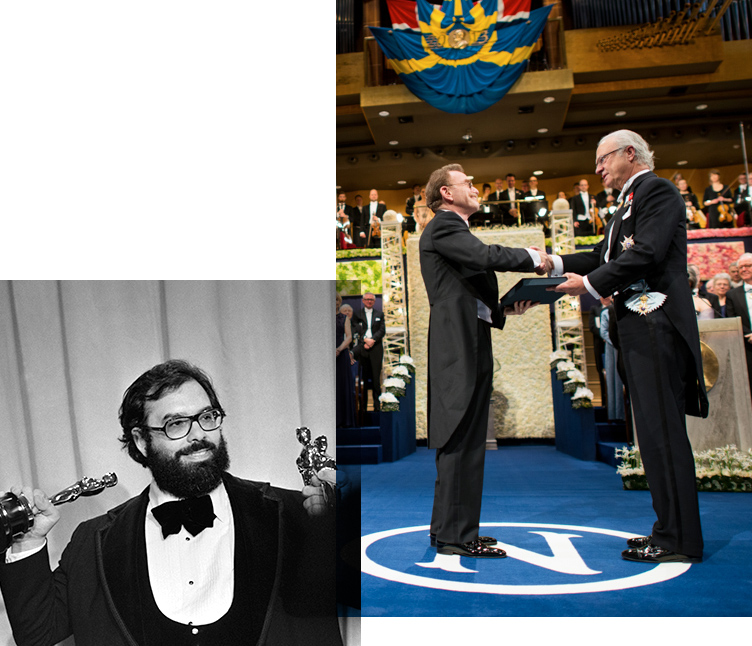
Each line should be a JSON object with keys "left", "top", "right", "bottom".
{"left": 419, "top": 163, "right": 545, "bottom": 558}
{"left": 0, "top": 360, "right": 340, "bottom": 645}
{"left": 549, "top": 130, "right": 708, "bottom": 563}
{"left": 725, "top": 252, "right": 752, "bottom": 403}
{"left": 352, "top": 293, "right": 386, "bottom": 411}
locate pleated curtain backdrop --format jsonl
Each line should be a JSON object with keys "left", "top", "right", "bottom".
{"left": 0, "top": 279, "right": 335, "bottom": 646}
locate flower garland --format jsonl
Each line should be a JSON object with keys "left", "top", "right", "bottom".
{"left": 550, "top": 349, "right": 593, "bottom": 409}
{"left": 377, "top": 354, "right": 416, "bottom": 413}
{"left": 616, "top": 444, "right": 752, "bottom": 492}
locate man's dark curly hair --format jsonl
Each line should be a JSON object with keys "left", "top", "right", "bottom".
{"left": 118, "top": 360, "right": 224, "bottom": 466}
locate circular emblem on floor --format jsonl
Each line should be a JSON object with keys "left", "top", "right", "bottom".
{"left": 362, "top": 523, "right": 692, "bottom": 595}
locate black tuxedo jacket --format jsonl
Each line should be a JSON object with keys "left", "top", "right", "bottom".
{"left": 419, "top": 209, "right": 534, "bottom": 447}
{"left": 726, "top": 285, "right": 752, "bottom": 338}
{"left": 561, "top": 172, "right": 708, "bottom": 418}
{"left": 595, "top": 189, "right": 620, "bottom": 209}
{"left": 569, "top": 192, "right": 595, "bottom": 234}
{"left": 498, "top": 188, "right": 523, "bottom": 224}
{"left": 0, "top": 473, "right": 340, "bottom": 646}
{"left": 521, "top": 190, "right": 547, "bottom": 223}
{"left": 352, "top": 307, "right": 385, "bottom": 347}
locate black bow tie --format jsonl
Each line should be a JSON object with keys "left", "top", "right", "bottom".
{"left": 152, "top": 494, "right": 216, "bottom": 539}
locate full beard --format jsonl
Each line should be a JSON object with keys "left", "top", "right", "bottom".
{"left": 145, "top": 434, "right": 230, "bottom": 498}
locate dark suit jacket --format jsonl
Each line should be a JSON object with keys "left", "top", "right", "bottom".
{"left": 521, "top": 190, "right": 547, "bottom": 223}
{"left": 726, "top": 285, "right": 752, "bottom": 341}
{"left": 352, "top": 307, "right": 385, "bottom": 350}
{"left": 595, "top": 189, "right": 620, "bottom": 209}
{"left": 569, "top": 192, "right": 595, "bottom": 234}
{"left": 0, "top": 473, "right": 340, "bottom": 646}
{"left": 498, "top": 189, "right": 523, "bottom": 225}
{"left": 419, "top": 209, "right": 534, "bottom": 448}
{"left": 561, "top": 171, "right": 708, "bottom": 418}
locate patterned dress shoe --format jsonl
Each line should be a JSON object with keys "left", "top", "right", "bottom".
{"left": 626, "top": 535, "right": 652, "bottom": 549}
{"left": 430, "top": 534, "right": 497, "bottom": 547}
{"left": 437, "top": 539, "right": 507, "bottom": 558}
{"left": 622, "top": 544, "right": 702, "bottom": 563}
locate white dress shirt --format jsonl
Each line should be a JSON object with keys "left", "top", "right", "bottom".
{"left": 551, "top": 170, "right": 649, "bottom": 299}
{"left": 364, "top": 306, "right": 374, "bottom": 338}
{"left": 146, "top": 481, "right": 234, "bottom": 625}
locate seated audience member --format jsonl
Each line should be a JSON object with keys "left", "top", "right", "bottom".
{"left": 729, "top": 261, "right": 743, "bottom": 288}
{"left": 709, "top": 273, "right": 731, "bottom": 318}
{"left": 689, "top": 268, "right": 714, "bottom": 319}
{"left": 726, "top": 253, "right": 752, "bottom": 404}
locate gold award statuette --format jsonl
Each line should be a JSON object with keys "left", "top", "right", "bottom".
{"left": 1, "top": 473, "right": 118, "bottom": 553}
{"left": 295, "top": 427, "right": 336, "bottom": 505}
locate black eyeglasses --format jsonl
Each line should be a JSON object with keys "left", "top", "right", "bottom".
{"left": 446, "top": 180, "right": 474, "bottom": 189}
{"left": 141, "top": 408, "right": 225, "bottom": 440}
{"left": 595, "top": 147, "right": 625, "bottom": 171}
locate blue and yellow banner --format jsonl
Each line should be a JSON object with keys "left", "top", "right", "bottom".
{"left": 370, "top": 0, "right": 552, "bottom": 114}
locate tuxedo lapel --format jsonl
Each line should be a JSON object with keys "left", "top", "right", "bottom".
{"left": 223, "top": 474, "right": 282, "bottom": 645}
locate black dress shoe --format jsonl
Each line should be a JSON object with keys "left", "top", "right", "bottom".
{"left": 622, "top": 544, "right": 701, "bottom": 563}
{"left": 626, "top": 535, "right": 652, "bottom": 549}
{"left": 437, "top": 539, "right": 507, "bottom": 558}
{"left": 430, "top": 534, "right": 497, "bottom": 547}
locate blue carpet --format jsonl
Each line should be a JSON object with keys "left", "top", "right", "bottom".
{"left": 361, "top": 446, "right": 752, "bottom": 617}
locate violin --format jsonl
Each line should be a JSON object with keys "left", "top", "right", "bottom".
{"left": 718, "top": 203, "right": 737, "bottom": 224}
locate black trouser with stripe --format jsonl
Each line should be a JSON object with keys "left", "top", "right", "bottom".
{"left": 619, "top": 308, "right": 703, "bottom": 557}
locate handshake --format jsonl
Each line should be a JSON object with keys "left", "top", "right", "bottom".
{"left": 531, "top": 246, "right": 554, "bottom": 275}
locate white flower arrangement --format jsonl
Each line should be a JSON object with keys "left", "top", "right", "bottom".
{"left": 570, "top": 386, "right": 594, "bottom": 409}
{"left": 549, "top": 349, "right": 572, "bottom": 370}
{"left": 555, "top": 360, "right": 576, "bottom": 380}
{"left": 563, "top": 368, "right": 587, "bottom": 394}
{"left": 379, "top": 392, "right": 400, "bottom": 412}
{"left": 399, "top": 355, "right": 416, "bottom": 374}
{"left": 616, "top": 444, "right": 752, "bottom": 491}
{"left": 383, "top": 377, "right": 406, "bottom": 397}
{"left": 391, "top": 365, "right": 411, "bottom": 384}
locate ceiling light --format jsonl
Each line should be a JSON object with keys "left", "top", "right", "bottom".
{"left": 537, "top": 128, "right": 548, "bottom": 134}
{"left": 615, "top": 111, "right": 627, "bottom": 117}
{"left": 677, "top": 160, "right": 688, "bottom": 165}
{"left": 533, "top": 170, "right": 543, "bottom": 176}
{"left": 695, "top": 104, "right": 708, "bottom": 110}
{"left": 336, "top": 185, "right": 341, "bottom": 190}
{"left": 462, "top": 129, "right": 473, "bottom": 142}
{"left": 397, "top": 180, "right": 406, "bottom": 185}
{"left": 379, "top": 111, "right": 390, "bottom": 117}
{"left": 543, "top": 97, "right": 555, "bottom": 103}
{"left": 389, "top": 140, "right": 399, "bottom": 146}
{"left": 733, "top": 144, "right": 740, "bottom": 149}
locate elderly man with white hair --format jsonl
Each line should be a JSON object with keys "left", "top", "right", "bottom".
{"left": 547, "top": 129, "right": 708, "bottom": 564}
{"left": 726, "top": 252, "right": 752, "bottom": 403}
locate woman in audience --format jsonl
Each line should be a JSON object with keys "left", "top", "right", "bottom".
{"left": 709, "top": 273, "right": 731, "bottom": 318}
{"left": 336, "top": 293, "right": 356, "bottom": 427}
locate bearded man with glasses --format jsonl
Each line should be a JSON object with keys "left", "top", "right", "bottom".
{"left": 0, "top": 360, "right": 341, "bottom": 646}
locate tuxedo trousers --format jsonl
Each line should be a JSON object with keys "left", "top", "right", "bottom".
{"left": 619, "top": 308, "right": 703, "bottom": 557}
{"left": 431, "top": 319, "right": 493, "bottom": 545}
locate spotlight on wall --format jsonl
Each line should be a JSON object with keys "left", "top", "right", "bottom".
{"left": 435, "top": 147, "right": 445, "bottom": 156}
{"left": 413, "top": 149, "right": 424, "bottom": 158}
{"left": 575, "top": 137, "right": 585, "bottom": 146}
{"left": 673, "top": 129, "right": 683, "bottom": 138}
{"left": 505, "top": 140, "right": 515, "bottom": 151}
{"left": 551, "top": 139, "right": 562, "bottom": 148}
{"left": 347, "top": 156, "right": 359, "bottom": 164}
{"left": 459, "top": 146, "right": 468, "bottom": 156}
{"left": 369, "top": 153, "right": 380, "bottom": 162}
{"left": 481, "top": 142, "right": 492, "bottom": 153}
{"left": 528, "top": 139, "right": 538, "bottom": 150}
{"left": 391, "top": 151, "right": 402, "bottom": 160}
